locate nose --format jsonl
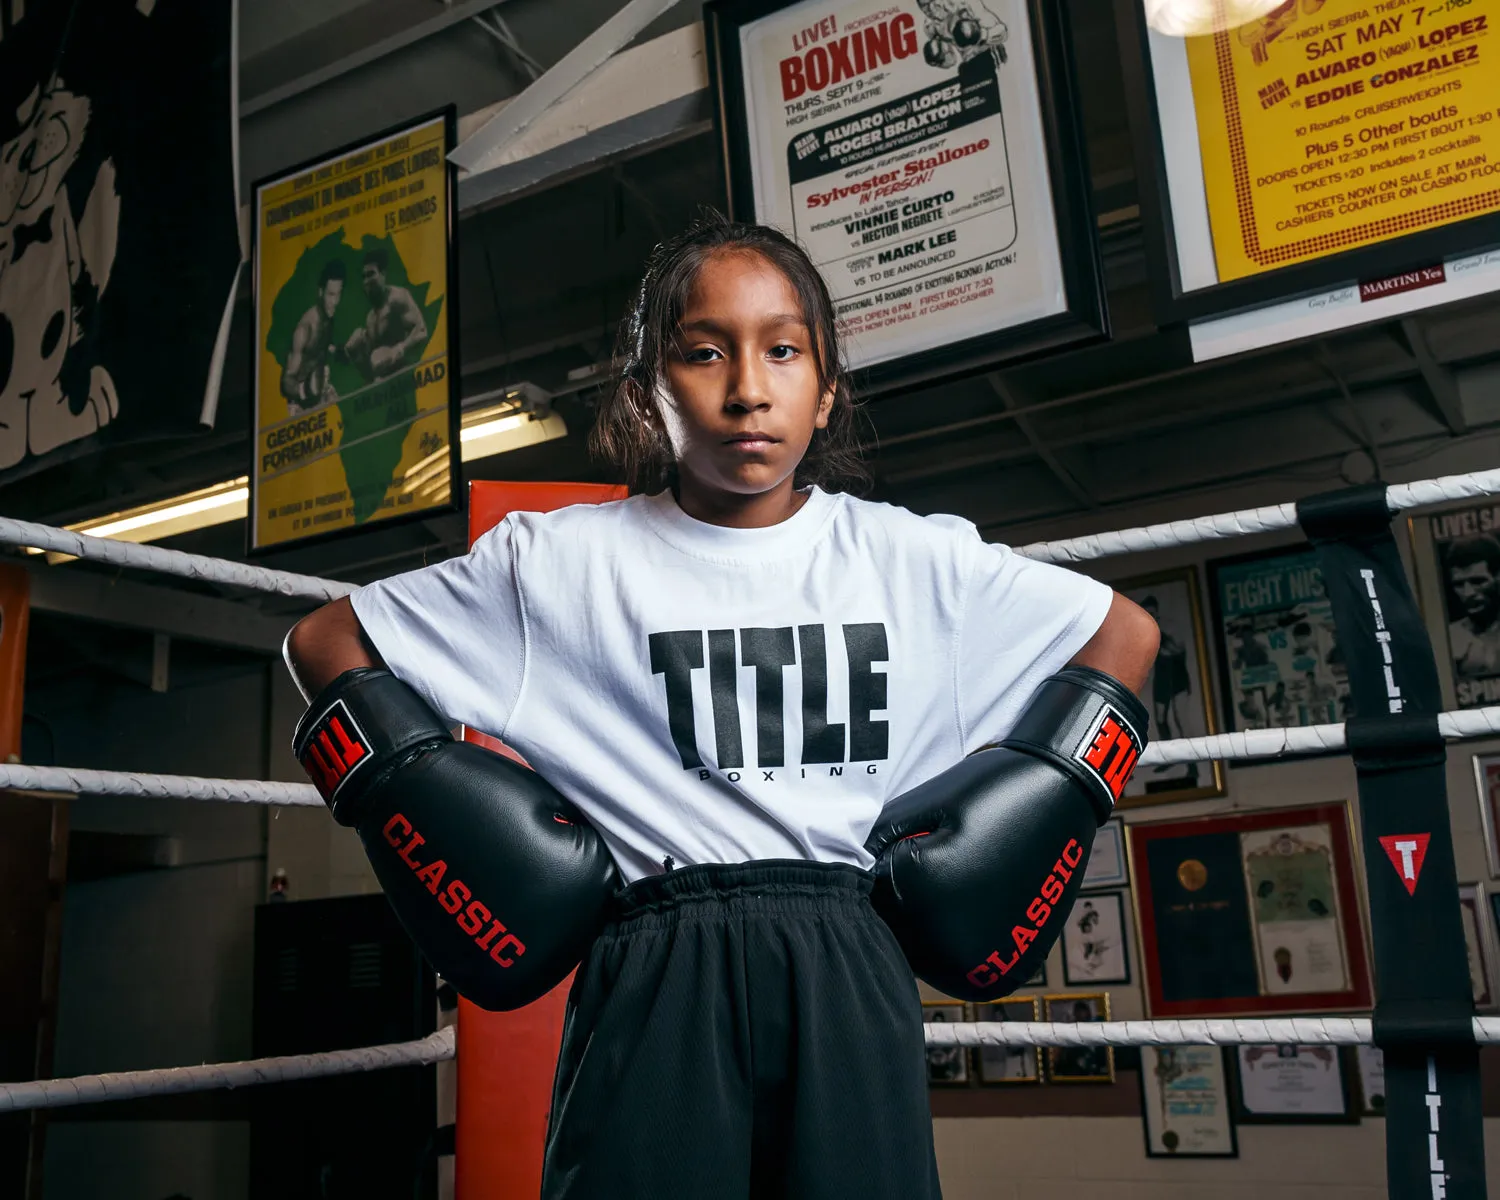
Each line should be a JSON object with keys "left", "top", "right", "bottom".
{"left": 725, "top": 348, "right": 772, "bottom": 413}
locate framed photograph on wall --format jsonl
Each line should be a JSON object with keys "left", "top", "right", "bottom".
{"left": 1410, "top": 503, "right": 1500, "bottom": 712}
{"left": 1083, "top": 818, "right": 1128, "bottom": 889}
{"left": 922, "top": 1000, "right": 969, "bottom": 1085}
{"left": 1207, "top": 546, "right": 1350, "bottom": 736}
{"left": 1111, "top": 0, "right": 1500, "bottom": 360}
{"left": 1459, "top": 883, "right": 1494, "bottom": 1010}
{"left": 1111, "top": 568, "right": 1225, "bottom": 804}
{"left": 1472, "top": 754, "right": 1500, "bottom": 877}
{"left": 1062, "top": 890, "right": 1131, "bottom": 986}
{"left": 703, "top": 0, "right": 1107, "bottom": 395}
{"left": 974, "top": 997, "right": 1041, "bottom": 1084}
{"left": 1043, "top": 993, "right": 1114, "bottom": 1083}
{"left": 1230, "top": 1045, "right": 1356, "bottom": 1124}
{"left": 1128, "top": 803, "right": 1373, "bottom": 1018}
{"left": 1140, "top": 1045, "right": 1237, "bottom": 1157}
{"left": 1355, "top": 1046, "right": 1386, "bottom": 1118}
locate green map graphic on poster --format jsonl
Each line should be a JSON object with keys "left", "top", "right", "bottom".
{"left": 264, "top": 230, "right": 444, "bottom": 523}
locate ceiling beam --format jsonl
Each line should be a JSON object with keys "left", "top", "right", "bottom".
{"left": 240, "top": 0, "right": 511, "bottom": 117}
{"left": 985, "top": 376, "right": 1096, "bottom": 510}
{"left": 26, "top": 566, "right": 293, "bottom": 655}
{"left": 1397, "top": 316, "right": 1468, "bottom": 435}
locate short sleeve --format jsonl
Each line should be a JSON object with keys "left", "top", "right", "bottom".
{"left": 956, "top": 539, "right": 1113, "bottom": 754}
{"left": 349, "top": 519, "right": 525, "bottom": 737}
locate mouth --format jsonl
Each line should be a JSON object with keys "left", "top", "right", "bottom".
{"left": 723, "top": 432, "right": 780, "bottom": 451}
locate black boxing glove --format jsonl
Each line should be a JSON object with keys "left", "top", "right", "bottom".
{"left": 865, "top": 666, "right": 1147, "bottom": 1001}
{"left": 293, "top": 667, "right": 618, "bottom": 1011}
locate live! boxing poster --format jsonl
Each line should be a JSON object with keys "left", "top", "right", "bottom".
{"left": 249, "top": 110, "right": 459, "bottom": 554}
{"left": 715, "top": 0, "right": 1095, "bottom": 381}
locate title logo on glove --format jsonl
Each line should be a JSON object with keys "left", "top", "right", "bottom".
{"left": 298, "top": 700, "right": 372, "bottom": 803}
{"left": 1072, "top": 705, "right": 1141, "bottom": 805}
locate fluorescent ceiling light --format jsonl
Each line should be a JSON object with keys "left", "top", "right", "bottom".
{"left": 36, "top": 393, "right": 570, "bottom": 551}
{"left": 1143, "top": 0, "right": 1284, "bottom": 37}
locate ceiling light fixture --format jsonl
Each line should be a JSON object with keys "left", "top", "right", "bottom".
{"left": 1143, "top": 0, "right": 1285, "bottom": 38}
{"left": 32, "top": 386, "right": 569, "bottom": 552}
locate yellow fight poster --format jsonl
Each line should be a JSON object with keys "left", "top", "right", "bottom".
{"left": 1185, "top": 0, "right": 1500, "bottom": 282}
{"left": 251, "top": 110, "right": 457, "bottom": 552}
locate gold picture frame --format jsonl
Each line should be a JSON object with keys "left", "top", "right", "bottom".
{"left": 1043, "top": 992, "right": 1114, "bottom": 1083}
{"left": 973, "top": 997, "right": 1042, "bottom": 1084}
{"left": 922, "top": 1000, "right": 970, "bottom": 1086}
{"left": 1110, "top": 567, "right": 1226, "bottom": 805}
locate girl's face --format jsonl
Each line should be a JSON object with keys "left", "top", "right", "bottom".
{"left": 661, "top": 249, "right": 833, "bottom": 508}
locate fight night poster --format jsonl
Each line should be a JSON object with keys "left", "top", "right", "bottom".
{"left": 735, "top": 0, "right": 1069, "bottom": 370}
{"left": 1183, "top": 0, "right": 1500, "bottom": 283}
{"left": 251, "top": 111, "right": 457, "bottom": 553}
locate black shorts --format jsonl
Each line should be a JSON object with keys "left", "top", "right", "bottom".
{"left": 541, "top": 860, "right": 942, "bottom": 1200}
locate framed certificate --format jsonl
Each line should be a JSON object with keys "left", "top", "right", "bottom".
{"left": 973, "top": 997, "right": 1041, "bottom": 1084}
{"left": 1113, "top": 0, "right": 1500, "bottom": 343}
{"left": 1230, "top": 1045, "right": 1356, "bottom": 1124}
{"left": 1083, "top": 818, "right": 1129, "bottom": 889}
{"left": 922, "top": 1000, "right": 969, "bottom": 1085}
{"left": 1458, "top": 883, "right": 1494, "bottom": 1009}
{"left": 1043, "top": 993, "right": 1114, "bottom": 1083}
{"left": 1111, "top": 567, "right": 1225, "bottom": 804}
{"left": 1207, "top": 546, "right": 1350, "bottom": 736}
{"left": 1128, "top": 803, "right": 1373, "bottom": 1018}
{"left": 1062, "top": 890, "right": 1131, "bottom": 986}
{"left": 1140, "top": 1045, "right": 1238, "bottom": 1157}
{"left": 704, "top": 0, "right": 1107, "bottom": 395}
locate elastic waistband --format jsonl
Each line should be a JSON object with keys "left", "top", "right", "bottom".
{"left": 611, "top": 859, "right": 874, "bottom": 925}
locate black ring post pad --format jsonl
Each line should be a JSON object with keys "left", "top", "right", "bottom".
{"left": 1373, "top": 998, "right": 1477, "bottom": 1052}
{"left": 1344, "top": 713, "right": 1445, "bottom": 773}
{"left": 1296, "top": 481, "right": 1393, "bottom": 541}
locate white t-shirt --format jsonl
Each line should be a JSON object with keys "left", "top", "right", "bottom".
{"left": 351, "top": 487, "right": 1111, "bottom": 883}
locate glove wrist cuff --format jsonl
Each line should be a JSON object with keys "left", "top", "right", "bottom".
{"left": 1000, "top": 666, "right": 1149, "bottom": 824}
{"left": 293, "top": 667, "right": 451, "bottom": 825}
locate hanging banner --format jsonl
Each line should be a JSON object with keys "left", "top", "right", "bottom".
{"left": 706, "top": 0, "right": 1105, "bottom": 390}
{"left": 250, "top": 109, "right": 460, "bottom": 554}
{"left": 0, "top": 0, "right": 240, "bottom": 481}
{"left": 1183, "top": 0, "right": 1499, "bottom": 285}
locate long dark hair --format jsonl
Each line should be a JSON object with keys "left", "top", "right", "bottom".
{"left": 590, "top": 213, "right": 869, "bottom": 495}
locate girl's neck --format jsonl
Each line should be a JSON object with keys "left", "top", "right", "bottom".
{"left": 673, "top": 474, "right": 809, "bottom": 529}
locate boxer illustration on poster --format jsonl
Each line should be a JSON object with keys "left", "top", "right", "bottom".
{"left": 736, "top": 0, "right": 1068, "bottom": 371}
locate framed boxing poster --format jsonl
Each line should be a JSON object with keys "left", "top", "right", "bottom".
{"left": 1207, "top": 545, "right": 1351, "bottom": 737}
{"left": 1113, "top": 0, "right": 1500, "bottom": 359}
{"left": 249, "top": 107, "right": 461, "bottom": 555}
{"left": 1408, "top": 500, "right": 1500, "bottom": 711}
{"left": 973, "top": 997, "right": 1041, "bottom": 1084}
{"left": 1354, "top": 1045, "right": 1386, "bottom": 1117}
{"left": 1111, "top": 567, "right": 1225, "bottom": 804}
{"left": 1139, "top": 1045, "right": 1238, "bottom": 1157}
{"left": 1127, "top": 803, "right": 1374, "bottom": 1019}
{"left": 703, "top": 0, "right": 1107, "bottom": 395}
{"left": 1082, "top": 818, "right": 1129, "bottom": 889}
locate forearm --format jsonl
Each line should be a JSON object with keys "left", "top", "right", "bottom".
{"left": 1068, "top": 591, "right": 1160, "bottom": 698}
{"left": 284, "top": 596, "right": 384, "bottom": 701}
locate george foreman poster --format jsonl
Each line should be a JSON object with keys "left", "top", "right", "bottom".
{"left": 712, "top": 0, "right": 1099, "bottom": 382}
{"left": 250, "top": 110, "right": 459, "bottom": 554}
{"left": 0, "top": 0, "right": 240, "bottom": 481}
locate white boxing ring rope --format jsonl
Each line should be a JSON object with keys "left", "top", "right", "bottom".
{"left": 4, "top": 463, "right": 1500, "bottom": 1112}
{"left": 3, "top": 1018, "right": 1499, "bottom": 1112}
{"left": 6, "top": 703, "right": 1500, "bottom": 807}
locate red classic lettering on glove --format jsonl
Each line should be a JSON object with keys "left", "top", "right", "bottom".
{"left": 293, "top": 668, "right": 619, "bottom": 1011}
{"left": 865, "top": 666, "right": 1147, "bottom": 1001}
